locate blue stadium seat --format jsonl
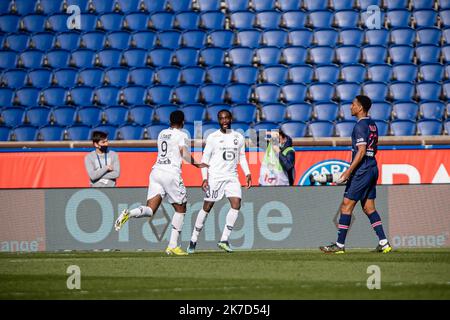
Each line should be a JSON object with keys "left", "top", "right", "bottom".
{"left": 419, "top": 101, "right": 445, "bottom": 120}
{"left": 309, "top": 121, "right": 334, "bottom": 137}
{"left": 315, "top": 64, "right": 340, "bottom": 83}
{"left": 417, "top": 120, "right": 442, "bottom": 135}
{"left": 29, "top": 32, "right": 54, "bottom": 51}
{"left": 281, "top": 11, "right": 306, "bottom": 29}
{"left": 252, "top": 121, "right": 279, "bottom": 134}
{"left": 286, "top": 103, "right": 312, "bottom": 122}
{"left": 374, "top": 120, "right": 388, "bottom": 136}
{"left": 70, "top": 49, "right": 96, "bottom": 68}
{"left": 38, "top": 125, "right": 65, "bottom": 141}
{"left": 392, "top": 63, "right": 417, "bottom": 81}
{"left": 255, "top": 84, "right": 281, "bottom": 104}
{"left": 25, "top": 106, "right": 51, "bottom": 127}
{"left": 416, "top": 27, "right": 440, "bottom": 45}
{"left": 388, "top": 45, "right": 414, "bottom": 64}
{"left": 77, "top": 106, "right": 102, "bottom": 126}
{"left": 334, "top": 10, "right": 359, "bottom": 28}
{"left": 3, "top": 32, "right": 28, "bottom": 51}
{"left": 181, "top": 30, "right": 206, "bottom": 49}
{"left": 53, "top": 68, "right": 78, "bottom": 88}
{"left": 236, "top": 29, "right": 261, "bottom": 48}
{"left": 341, "top": 64, "right": 366, "bottom": 83}
{"left": 1, "top": 106, "right": 26, "bottom": 127}
{"left": 146, "top": 123, "right": 170, "bottom": 139}
{"left": 156, "top": 30, "right": 181, "bottom": 49}
{"left": 445, "top": 28, "right": 450, "bottom": 44}
{"left": 225, "top": 83, "right": 252, "bottom": 104}
{"left": 128, "top": 105, "right": 155, "bottom": 126}
{"left": 54, "top": 31, "right": 80, "bottom": 51}
{"left": 19, "top": 50, "right": 44, "bottom": 68}
{"left": 0, "top": 125, "right": 11, "bottom": 141}
{"left": 281, "top": 83, "right": 307, "bottom": 104}
{"left": 149, "top": 48, "right": 173, "bottom": 67}
{"left": 308, "top": 82, "right": 334, "bottom": 102}
{"left": 361, "top": 45, "right": 387, "bottom": 64}
{"left": 446, "top": 120, "right": 450, "bottom": 134}
{"left": 314, "top": 102, "right": 339, "bottom": 121}
{"left": 442, "top": 45, "right": 450, "bottom": 64}
{"left": 232, "top": 66, "right": 258, "bottom": 84}
{"left": 122, "top": 85, "right": 147, "bottom": 105}
{"left": 206, "top": 66, "right": 232, "bottom": 85}
{"left": 181, "top": 104, "right": 206, "bottom": 123}
{"left": 39, "top": 0, "right": 64, "bottom": 14}
{"left": 309, "top": 46, "right": 334, "bottom": 65}
{"left": 261, "top": 104, "right": 286, "bottom": 122}
{"left": 0, "top": 88, "right": 14, "bottom": 107}
{"left": 255, "top": 11, "right": 281, "bottom": 29}
{"left": 97, "top": 49, "right": 122, "bottom": 68}
{"left": 225, "top": 0, "right": 249, "bottom": 11}
{"left": 386, "top": 9, "right": 411, "bottom": 27}
{"left": 15, "top": 87, "right": 41, "bottom": 107}
{"left": 66, "top": 0, "right": 90, "bottom": 11}
{"left": 392, "top": 101, "right": 418, "bottom": 120}
{"left": 21, "top": 14, "right": 46, "bottom": 33}
{"left": 180, "top": 66, "right": 205, "bottom": 85}
{"left": 128, "top": 67, "right": 154, "bottom": 86}
{"left": 261, "top": 65, "right": 288, "bottom": 84}
{"left": 369, "top": 102, "right": 392, "bottom": 121}
{"left": 166, "top": 0, "right": 191, "bottom": 12}
{"left": 0, "top": 50, "right": 18, "bottom": 69}
{"left": 339, "top": 28, "right": 363, "bottom": 46}
{"left": 441, "top": 10, "right": 450, "bottom": 27}
{"left": 413, "top": 9, "right": 438, "bottom": 28}
{"left": 368, "top": 64, "right": 393, "bottom": 82}
{"left": 231, "top": 104, "right": 257, "bottom": 123}
{"left": 79, "top": 13, "right": 98, "bottom": 31}
{"left": 339, "top": 102, "right": 356, "bottom": 121}
{"left": 45, "top": 49, "right": 71, "bottom": 68}
{"left": 362, "top": 81, "right": 388, "bottom": 101}
{"left": 150, "top": 12, "right": 174, "bottom": 30}
{"left": 314, "top": 28, "right": 338, "bottom": 46}
{"left": 412, "top": 0, "right": 433, "bottom": 9}
{"left": 47, "top": 13, "right": 71, "bottom": 32}
{"left": 1, "top": 69, "right": 27, "bottom": 89}
{"left": 207, "top": 30, "right": 234, "bottom": 48}
{"left": 78, "top": 68, "right": 103, "bottom": 87}
{"left": 391, "top": 119, "right": 416, "bottom": 135}
{"left": 416, "top": 81, "right": 441, "bottom": 101}
{"left": 11, "top": 125, "right": 38, "bottom": 141}
{"left": 131, "top": 30, "right": 156, "bottom": 49}
{"left": 91, "top": 0, "right": 115, "bottom": 13}
{"left": 52, "top": 106, "right": 76, "bottom": 126}
{"left": 365, "top": 29, "right": 389, "bottom": 46}
{"left": 70, "top": 86, "right": 95, "bottom": 106}
{"left": 357, "top": 0, "right": 382, "bottom": 10}
{"left": 198, "top": 0, "right": 222, "bottom": 11}
{"left": 288, "top": 64, "right": 313, "bottom": 83}
{"left": 335, "top": 82, "right": 361, "bottom": 102}
{"left": 172, "top": 47, "right": 199, "bottom": 67}
{"left": 230, "top": 11, "right": 255, "bottom": 29}
{"left": 419, "top": 63, "right": 444, "bottom": 82}
{"left": 148, "top": 85, "right": 173, "bottom": 104}
{"left": 288, "top": 28, "right": 313, "bottom": 47}
{"left": 385, "top": 0, "right": 408, "bottom": 9}
{"left": 107, "top": 31, "right": 131, "bottom": 50}
{"left": 41, "top": 87, "right": 67, "bottom": 106}
{"left": 66, "top": 125, "right": 91, "bottom": 140}
{"left": 389, "top": 27, "right": 415, "bottom": 45}
{"left": 389, "top": 81, "right": 415, "bottom": 101}
{"left": 335, "top": 120, "right": 356, "bottom": 137}
{"left": 104, "top": 106, "right": 128, "bottom": 126}
{"left": 122, "top": 48, "right": 148, "bottom": 68}
{"left": 303, "top": 0, "right": 328, "bottom": 10}
{"left": 95, "top": 86, "right": 120, "bottom": 106}
{"left": 200, "top": 11, "right": 225, "bottom": 30}
{"left": 124, "top": 12, "right": 149, "bottom": 31}
{"left": 141, "top": 0, "right": 166, "bottom": 12}
{"left": 117, "top": 124, "right": 145, "bottom": 140}
{"left": 90, "top": 125, "right": 118, "bottom": 140}
{"left": 280, "top": 121, "right": 307, "bottom": 138}
{"left": 206, "top": 104, "right": 231, "bottom": 122}
{"left": 0, "top": 14, "right": 20, "bottom": 33}
{"left": 282, "top": 46, "right": 307, "bottom": 65}
{"left": 278, "top": 0, "right": 302, "bottom": 11}
{"left": 154, "top": 66, "right": 180, "bottom": 86}
{"left": 227, "top": 47, "right": 253, "bottom": 66}
{"left": 155, "top": 105, "right": 179, "bottom": 124}
{"left": 173, "top": 85, "right": 199, "bottom": 104}
{"left": 116, "top": 0, "right": 141, "bottom": 13}
{"left": 174, "top": 11, "right": 199, "bottom": 30}
{"left": 200, "top": 47, "right": 226, "bottom": 66}
{"left": 308, "top": 10, "right": 334, "bottom": 29}
{"left": 13, "top": 0, "right": 38, "bottom": 14}
{"left": 103, "top": 68, "right": 129, "bottom": 87}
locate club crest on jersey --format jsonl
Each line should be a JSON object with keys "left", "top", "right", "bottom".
{"left": 234, "top": 138, "right": 238, "bottom": 145}
{"left": 298, "top": 159, "right": 350, "bottom": 186}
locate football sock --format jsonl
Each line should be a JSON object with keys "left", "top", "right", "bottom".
{"left": 169, "top": 212, "right": 185, "bottom": 249}
{"left": 129, "top": 206, "right": 153, "bottom": 218}
{"left": 336, "top": 213, "right": 352, "bottom": 246}
{"left": 367, "top": 211, "right": 387, "bottom": 243}
{"left": 191, "top": 209, "right": 208, "bottom": 243}
{"left": 220, "top": 208, "right": 239, "bottom": 242}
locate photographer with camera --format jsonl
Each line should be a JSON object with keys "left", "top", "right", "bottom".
{"left": 259, "top": 129, "right": 295, "bottom": 186}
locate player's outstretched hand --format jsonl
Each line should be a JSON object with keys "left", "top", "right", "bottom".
{"left": 194, "top": 163, "right": 209, "bottom": 168}
{"left": 337, "top": 170, "right": 351, "bottom": 184}
{"left": 245, "top": 175, "right": 252, "bottom": 189}
{"left": 201, "top": 179, "right": 209, "bottom": 192}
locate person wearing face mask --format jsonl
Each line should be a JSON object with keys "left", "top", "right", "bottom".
{"left": 84, "top": 131, "right": 120, "bottom": 187}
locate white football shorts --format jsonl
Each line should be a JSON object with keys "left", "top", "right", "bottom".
{"left": 204, "top": 177, "right": 242, "bottom": 202}
{"left": 147, "top": 169, "right": 187, "bottom": 204}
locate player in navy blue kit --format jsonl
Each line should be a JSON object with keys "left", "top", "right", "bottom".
{"left": 320, "top": 95, "right": 392, "bottom": 254}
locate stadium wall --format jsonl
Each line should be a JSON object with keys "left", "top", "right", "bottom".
{"left": 1, "top": 185, "right": 449, "bottom": 252}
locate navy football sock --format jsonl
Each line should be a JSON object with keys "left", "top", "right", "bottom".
{"left": 336, "top": 214, "right": 352, "bottom": 246}
{"left": 367, "top": 211, "right": 387, "bottom": 242}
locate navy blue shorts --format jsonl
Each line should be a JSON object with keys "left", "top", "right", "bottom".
{"left": 344, "top": 165, "right": 378, "bottom": 202}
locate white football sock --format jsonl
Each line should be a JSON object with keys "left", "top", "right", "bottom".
{"left": 220, "top": 208, "right": 239, "bottom": 242}
{"left": 169, "top": 212, "right": 185, "bottom": 249}
{"left": 191, "top": 209, "right": 208, "bottom": 243}
{"left": 129, "top": 206, "right": 153, "bottom": 218}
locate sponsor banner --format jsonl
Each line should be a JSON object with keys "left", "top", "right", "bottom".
{"left": 0, "top": 149, "right": 449, "bottom": 188}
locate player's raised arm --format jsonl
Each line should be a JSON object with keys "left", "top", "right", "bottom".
{"left": 239, "top": 137, "right": 252, "bottom": 189}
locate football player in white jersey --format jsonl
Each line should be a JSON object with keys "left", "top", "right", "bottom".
{"left": 187, "top": 109, "right": 252, "bottom": 253}
{"left": 114, "top": 111, "right": 206, "bottom": 255}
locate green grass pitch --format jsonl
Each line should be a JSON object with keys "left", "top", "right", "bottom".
{"left": 0, "top": 249, "right": 449, "bottom": 300}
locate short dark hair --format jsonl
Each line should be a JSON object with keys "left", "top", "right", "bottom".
{"left": 92, "top": 131, "right": 107, "bottom": 144}
{"left": 279, "top": 129, "right": 288, "bottom": 139}
{"left": 355, "top": 95, "right": 372, "bottom": 112}
{"left": 170, "top": 110, "right": 185, "bottom": 125}
{"left": 217, "top": 109, "right": 232, "bottom": 119}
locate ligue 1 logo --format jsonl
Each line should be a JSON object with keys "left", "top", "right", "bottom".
{"left": 298, "top": 160, "right": 350, "bottom": 186}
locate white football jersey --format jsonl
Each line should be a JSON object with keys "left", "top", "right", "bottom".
{"left": 201, "top": 129, "right": 250, "bottom": 181}
{"left": 152, "top": 127, "right": 189, "bottom": 175}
